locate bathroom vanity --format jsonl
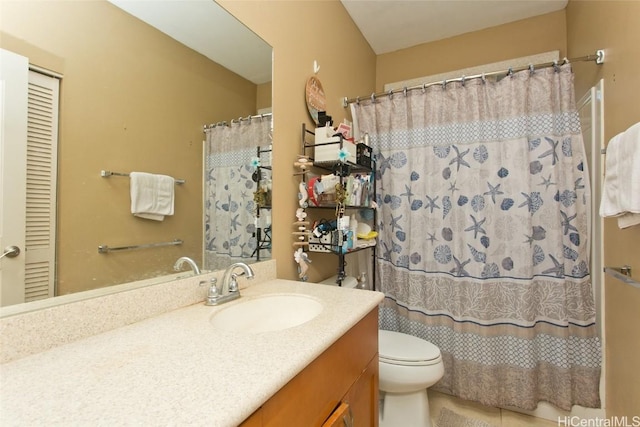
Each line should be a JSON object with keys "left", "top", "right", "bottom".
{"left": 0, "top": 276, "right": 383, "bottom": 426}
{"left": 240, "top": 307, "right": 378, "bottom": 426}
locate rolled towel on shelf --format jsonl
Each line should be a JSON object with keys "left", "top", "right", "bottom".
{"left": 599, "top": 122, "right": 640, "bottom": 229}
{"left": 130, "top": 172, "right": 175, "bottom": 221}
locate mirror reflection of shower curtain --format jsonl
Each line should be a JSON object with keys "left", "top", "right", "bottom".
{"left": 204, "top": 116, "right": 272, "bottom": 270}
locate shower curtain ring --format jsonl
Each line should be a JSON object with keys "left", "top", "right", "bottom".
{"left": 388, "top": 89, "right": 393, "bottom": 100}
{"left": 508, "top": 68, "right": 514, "bottom": 78}
{"left": 371, "top": 93, "right": 376, "bottom": 103}
{"left": 529, "top": 64, "right": 535, "bottom": 75}
{"left": 481, "top": 73, "right": 486, "bottom": 84}
{"left": 461, "top": 75, "right": 466, "bottom": 86}
{"left": 442, "top": 80, "right": 447, "bottom": 90}
{"left": 403, "top": 87, "right": 408, "bottom": 97}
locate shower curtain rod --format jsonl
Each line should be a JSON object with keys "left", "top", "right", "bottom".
{"left": 203, "top": 112, "right": 272, "bottom": 130}
{"left": 342, "top": 49, "right": 605, "bottom": 107}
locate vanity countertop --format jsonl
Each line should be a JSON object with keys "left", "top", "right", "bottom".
{"left": 0, "top": 279, "right": 384, "bottom": 426}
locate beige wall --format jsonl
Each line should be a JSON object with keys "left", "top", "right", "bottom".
{"left": 219, "top": 5, "right": 566, "bottom": 284}
{"left": 257, "top": 82, "right": 273, "bottom": 112}
{"left": 1, "top": 1, "right": 259, "bottom": 294}
{"left": 376, "top": 10, "right": 567, "bottom": 91}
{"left": 218, "top": 0, "right": 377, "bottom": 282}
{"left": 567, "top": 0, "right": 640, "bottom": 417}
{"left": 223, "top": 0, "right": 640, "bottom": 418}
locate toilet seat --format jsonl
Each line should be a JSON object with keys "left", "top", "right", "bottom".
{"left": 379, "top": 330, "right": 442, "bottom": 366}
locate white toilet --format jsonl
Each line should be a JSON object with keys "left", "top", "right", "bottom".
{"left": 378, "top": 330, "right": 444, "bottom": 427}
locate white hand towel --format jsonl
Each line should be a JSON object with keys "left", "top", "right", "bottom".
{"left": 617, "top": 212, "right": 640, "bottom": 229}
{"left": 130, "top": 172, "right": 175, "bottom": 221}
{"left": 599, "top": 122, "right": 640, "bottom": 228}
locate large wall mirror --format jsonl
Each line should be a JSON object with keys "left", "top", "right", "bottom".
{"left": 0, "top": 0, "right": 273, "bottom": 310}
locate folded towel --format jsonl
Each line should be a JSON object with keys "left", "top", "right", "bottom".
{"left": 599, "top": 122, "right": 640, "bottom": 228}
{"left": 617, "top": 212, "right": 640, "bottom": 229}
{"left": 130, "top": 172, "right": 175, "bottom": 221}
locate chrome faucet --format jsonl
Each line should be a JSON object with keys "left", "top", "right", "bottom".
{"left": 205, "top": 262, "right": 255, "bottom": 306}
{"left": 173, "top": 256, "right": 201, "bottom": 275}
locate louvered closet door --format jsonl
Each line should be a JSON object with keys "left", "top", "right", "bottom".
{"left": 24, "top": 70, "right": 59, "bottom": 302}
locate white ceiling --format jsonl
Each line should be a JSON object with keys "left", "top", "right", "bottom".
{"left": 340, "top": 0, "right": 568, "bottom": 54}
{"left": 109, "top": 0, "right": 568, "bottom": 85}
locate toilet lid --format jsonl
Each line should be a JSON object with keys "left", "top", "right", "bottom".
{"left": 379, "top": 330, "right": 441, "bottom": 364}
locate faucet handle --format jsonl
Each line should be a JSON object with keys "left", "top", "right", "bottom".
{"left": 228, "top": 273, "right": 240, "bottom": 293}
{"left": 207, "top": 278, "right": 220, "bottom": 298}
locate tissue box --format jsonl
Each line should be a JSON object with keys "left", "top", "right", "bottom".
{"left": 314, "top": 126, "right": 333, "bottom": 141}
{"left": 314, "top": 128, "right": 357, "bottom": 163}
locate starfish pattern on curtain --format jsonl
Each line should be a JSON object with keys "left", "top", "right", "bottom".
{"left": 352, "top": 64, "right": 601, "bottom": 411}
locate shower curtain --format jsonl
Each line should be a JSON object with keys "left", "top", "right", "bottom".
{"left": 352, "top": 65, "right": 601, "bottom": 411}
{"left": 204, "top": 116, "right": 272, "bottom": 271}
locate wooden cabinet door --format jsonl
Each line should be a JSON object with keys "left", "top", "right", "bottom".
{"left": 322, "top": 402, "right": 352, "bottom": 427}
{"left": 323, "top": 355, "right": 378, "bottom": 427}
{"left": 345, "top": 355, "right": 379, "bottom": 427}
{"left": 261, "top": 309, "right": 378, "bottom": 426}
{"left": 239, "top": 308, "right": 379, "bottom": 427}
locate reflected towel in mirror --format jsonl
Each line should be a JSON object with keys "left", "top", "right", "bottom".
{"left": 130, "top": 172, "right": 175, "bottom": 221}
{"left": 599, "top": 122, "right": 640, "bottom": 228}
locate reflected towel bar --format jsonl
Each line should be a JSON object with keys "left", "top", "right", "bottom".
{"left": 603, "top": 266, "right": 640, "bottom": 289}
{"left": 101, "top": 170, "right": 185, "bottom": 184}
{"left": 98, "top": 239, "right": 183, "bottom": 254}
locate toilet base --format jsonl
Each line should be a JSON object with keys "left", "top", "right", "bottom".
{"left": 379, "top": 389, "right": 432, "bottom": 427}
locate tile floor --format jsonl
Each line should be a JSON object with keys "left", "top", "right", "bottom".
{"left": 428, "top": 391, "right": 559, "bottom": 427}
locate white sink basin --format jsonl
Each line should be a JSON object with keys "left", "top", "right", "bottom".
{"left": 209, "top": 293, "right": 324, "bottom": 333}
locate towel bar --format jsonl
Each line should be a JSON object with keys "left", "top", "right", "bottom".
{"left": 101, "top": 170, "right": 185, "bottom": 184}
{"left": 98, "top": 239, "right": 183, "bottom": 254}
{"left": 603, "top": 266, "right": 640, "bottom": 289}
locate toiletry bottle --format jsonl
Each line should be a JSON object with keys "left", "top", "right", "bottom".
{"left": 358, "top": 272, "right": 367, "bottom": 290}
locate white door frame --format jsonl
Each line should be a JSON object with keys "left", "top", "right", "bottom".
{"left": 577, "top": 79, "right": 606, "bottom": 412}
{"left": 0, "top": 48, "right": 29, "bottom": 306}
